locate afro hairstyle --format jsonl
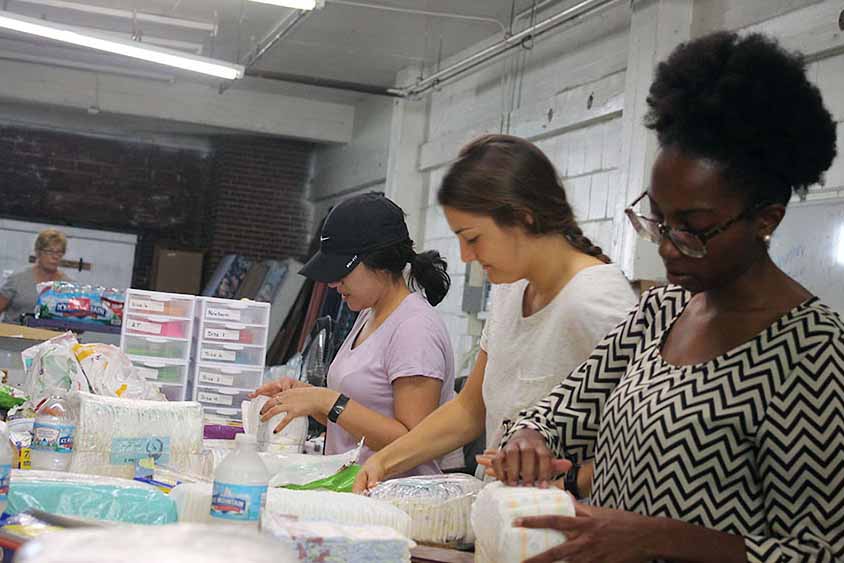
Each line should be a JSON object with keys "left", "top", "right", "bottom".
{"left": 645, "top": 31, "right": 837, "bottom": 206}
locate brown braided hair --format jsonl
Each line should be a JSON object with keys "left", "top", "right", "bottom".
{"left": 437, "top": 134, "right": 610, "bottom": 264}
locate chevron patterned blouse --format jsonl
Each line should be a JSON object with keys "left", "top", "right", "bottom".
{"left": 503, "top": 285, "right": 844, "bottom": 562}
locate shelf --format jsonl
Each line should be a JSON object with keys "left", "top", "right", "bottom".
{"left": 24, "top": 317, "right": 121, "bottom": 334}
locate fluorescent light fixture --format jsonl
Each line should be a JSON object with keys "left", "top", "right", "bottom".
{"left": 249, "top": 0, "right": 318, "bottom": 10}
{"left": 0, "top": 11, "right": 244, "bottom": 80}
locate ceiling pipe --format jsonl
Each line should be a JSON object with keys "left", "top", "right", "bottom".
{"left": 329, "top": 0, "right": 507, "bottom": 33}
{"left": 244, "top": 68, "right": 401, "bottom": 97}
{"left": 390, "top": 0, "right": 623, "bottom": 98}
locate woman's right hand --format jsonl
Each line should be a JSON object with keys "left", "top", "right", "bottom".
{"left": 353, "top": 455, "right": 388, "bottom": 494}
{"left": 490, "top": 428, "right": 569, "bottom": 487}
{"left": 249, "top": 377, "right": 310, "bottom": 399}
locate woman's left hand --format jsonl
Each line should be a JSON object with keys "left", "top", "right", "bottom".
{"left": 516, "top": 502, "right": 659, "bottom": 563}
{"left": 260, "top": 387, "right": 340, "bottom": 433}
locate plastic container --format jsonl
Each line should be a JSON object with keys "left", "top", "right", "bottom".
{"left": 127, "top": 293, "right": 193, "bottom": 319}
{"left": 210, "top": 433, "right": 269, "bottom": 528}
{"left": 124, "top": 335, "right": 189, "bottom": 360}
{"left": 202, "top": 300, "right": 269, "bottom": 326}
{"left": 124, "top": 314, "right": 189, "bottom": 339}
{"left": 0, "top": 421, "right": 13, "bottom": 513}
{"left": 196, "top": 387, "right": 251, "bottom": 410}
{"left": 201, "top": 322, "right": 267, "bottom": 346}
{"left": 134, "top": 360, "right": 187, "bottom": 384}
{"left": 29, "top": 395, "right": 78, "bottom": 472}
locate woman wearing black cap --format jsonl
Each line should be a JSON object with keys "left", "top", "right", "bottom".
{"left": 252, "top": 192, "right": 457, "bottom": 476}
{"left": 485, "top": 32, "right": 842, "bottom": 563}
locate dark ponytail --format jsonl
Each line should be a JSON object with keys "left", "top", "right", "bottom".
{"left": 362, "top": 240, "right": 451, "bottom": 306}
{"left": 437, "top": 134, "right": 611, "bottom": 264}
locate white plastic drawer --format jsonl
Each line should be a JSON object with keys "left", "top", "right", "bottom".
{"left": 202, "top": 301, "right": 268, "bottom": 326}
{"left": 195, "top": 365, "right": 263, "bottom": 390}
{"left": 154, "top": 383, "right": 186, "bottom": 402}
{"left": 200, "top": 322, "right": 267, "bottom": 347}
{"left": 124, "top": 335, "right": 189, "bottom": 361}
{"left": 125, "top": 314, "right": 191, "bottom": 339}
{"left": 198, "top": 342, "right": 263, "bottom": 367}
{"left": 127, "top": 294, "right": 192, "bottom": 319}
{"left": 196, "top": 386, "right": 251, "bottom": 410}
{"left": 132, "top": 360, "right": 187, "bottom": 384}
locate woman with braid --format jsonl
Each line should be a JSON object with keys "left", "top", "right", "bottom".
{"left": 355, "top": 135, "right": 636, "bottom": 489}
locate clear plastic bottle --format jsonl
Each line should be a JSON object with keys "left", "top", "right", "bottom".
{"left": 210, "top": 433, "right": 269, "bottom": 528}
{"left": 0, "top": 421, "right": 13, "bottom": 514}
{"left": 29, "top": 395, "right": 78, "bottom": 472}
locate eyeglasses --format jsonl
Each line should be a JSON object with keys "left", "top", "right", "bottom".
{"left": 624, "top": 191, "right": 763, "bottom": 259}
{"left": 39, "top": 249, "right": 65, "bottom": 258}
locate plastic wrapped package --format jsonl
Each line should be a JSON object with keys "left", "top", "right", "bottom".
{"left": 35, "top": 281, "right": 124, "bottom": 326}
{"left": 262, "top": 512, "right": 415, "bottom": 563}
{"left": 267, "top": 488, "right": 412, "bottom": 536}
{"left": 13, "top": 523, "right": 296, "bottom": 563}
{"left": 7, "top": 469, "right": 178, "bottom": 525}
{"left": 170, "top": 482, "right": 411, "bottom": 535}
{"left": 68, "top": 392, "right": 204, "bottom": 479}
{"left": 242, "top": 396, "right": 307, "bottom": 453}
{"left": 72, "top": 343, "right": 162, "bottom": 400}
{"left": 471, "top": 481, "right": 575, "bottom": 563}
{"left": 22, "top": 333, "right": 90, "bottom": 407}
{"left": 367, "top": 474, "right": 483, "bottom": 546}
{"left": 266, "top": 440, "right": 362, "bottom": 487}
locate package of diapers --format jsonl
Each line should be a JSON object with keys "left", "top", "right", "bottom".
{"left": 471, "top": 481, "right": 575, "bottom": 563}
{"left": 262, "top": 512, "right": 415, "bottom": 563}
{"left": 367, "top": 473, "right": 484, "bottom": 546}
{"left": 69, "top": 392, "right": 204, "bottom": 479}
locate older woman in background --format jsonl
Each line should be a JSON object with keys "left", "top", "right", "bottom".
{"left": 0, "top": 228, "right": 73, "bottom": 323}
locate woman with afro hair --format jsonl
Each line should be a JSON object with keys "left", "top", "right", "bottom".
{"left": 485, "top": 31, "right": 843, "bottom": 563}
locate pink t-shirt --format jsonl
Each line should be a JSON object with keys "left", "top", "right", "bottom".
{"left": 325, "top": 292, "right": 455, "bottom": 476}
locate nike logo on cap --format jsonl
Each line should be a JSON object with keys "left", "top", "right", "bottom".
{"left": 320, "top": 236, "right": 330, "bottom": 242}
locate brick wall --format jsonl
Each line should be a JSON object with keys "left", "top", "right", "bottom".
{"left": 206, "top": 136, "right": 314, "bottom": 277}
{"left": 0, "top": 125, "right": 314, "bottom": 289}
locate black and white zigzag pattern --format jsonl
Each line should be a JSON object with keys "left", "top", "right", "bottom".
{"left": 506, "top": 286, "right": 844, "bottom": 562}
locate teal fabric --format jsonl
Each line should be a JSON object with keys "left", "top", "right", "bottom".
{"left": 7, "top": 480, "right": 178, "bottom": 525}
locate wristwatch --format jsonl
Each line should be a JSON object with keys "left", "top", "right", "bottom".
{"left": 328, "top": 393, "right": 350, "bottom": 423}
{"left": 564, "top": 462, "right": 581, "bottom": 499}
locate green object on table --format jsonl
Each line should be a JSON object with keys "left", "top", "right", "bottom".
{"left": 0, "top": 385, "right": 27, "bottom": 410}
{"left": 281, "top": 464, "right": 361, "bottom": 493}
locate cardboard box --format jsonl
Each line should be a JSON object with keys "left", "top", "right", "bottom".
{"left": 151, "top": 246, "right": 204, "bottom": 295}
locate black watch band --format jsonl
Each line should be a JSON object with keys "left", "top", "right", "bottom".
{"left": 328, "top": 393, "right": 350, "bottom": 423}
{"left": 564, "top": 463, "right": 581, "bottom": 499}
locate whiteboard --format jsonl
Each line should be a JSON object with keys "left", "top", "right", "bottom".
{"left": 769, "top": 198, "right": 844, "bottom": 315}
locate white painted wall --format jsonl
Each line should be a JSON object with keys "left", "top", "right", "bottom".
{"left": 309, "top": 95, "right": 393, "bottom": 223}
{"left": 312, "top": 0, "right": 844, "bottom": 376}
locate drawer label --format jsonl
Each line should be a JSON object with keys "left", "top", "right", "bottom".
{"left": 127, "top": 319, "right": 163, "bottom": 335}
{"left": 132, "top": 299, "right": 165, "bottom": 313}
{"left": 137, "top": 367, "right": 159, "bottom": 380}
{"left": 202, "top": 349, "right": 237, "bottom": 362}
{"left": 200, "top": 372, "right": 235, "bottom": 386}
{"left": 205, "top": 328, "right": 240, "bottom": 341}
{"left": 207, "top": 308, "right": 241, "bottom": 322}
{"left": 198, "top": 391, "right": 234, "bottom": 406}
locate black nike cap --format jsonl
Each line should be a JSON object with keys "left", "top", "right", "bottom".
{"left": 299, "top": 192, "right": 410, "bottom": 283}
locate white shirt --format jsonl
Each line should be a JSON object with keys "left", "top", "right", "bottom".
{"left": 480, "top": 264, "right": 636, "bottom": 451}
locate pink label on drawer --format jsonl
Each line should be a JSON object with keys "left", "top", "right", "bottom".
{"left": 127, "top": 319, "right": 163, "bottom": 335}
{"left": 202, "top": 349, "right": 237, "bottom": 362}
{"left": 137, "top": 367, "right": 159, "bottom": 380}
{"left": 205, "top": 328, "right": 240, "bottom": 341}
{"left": 198, "top": 391, "right": 233, "bottom": 406}
{"left": 132, "top": 299, "right": 165, "bottom": 313}
{"left": 207, "top": 308, "right": 241, "bottom": 322}
{"left": 200, "top": 372, "right": 235, "bottom": 386}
